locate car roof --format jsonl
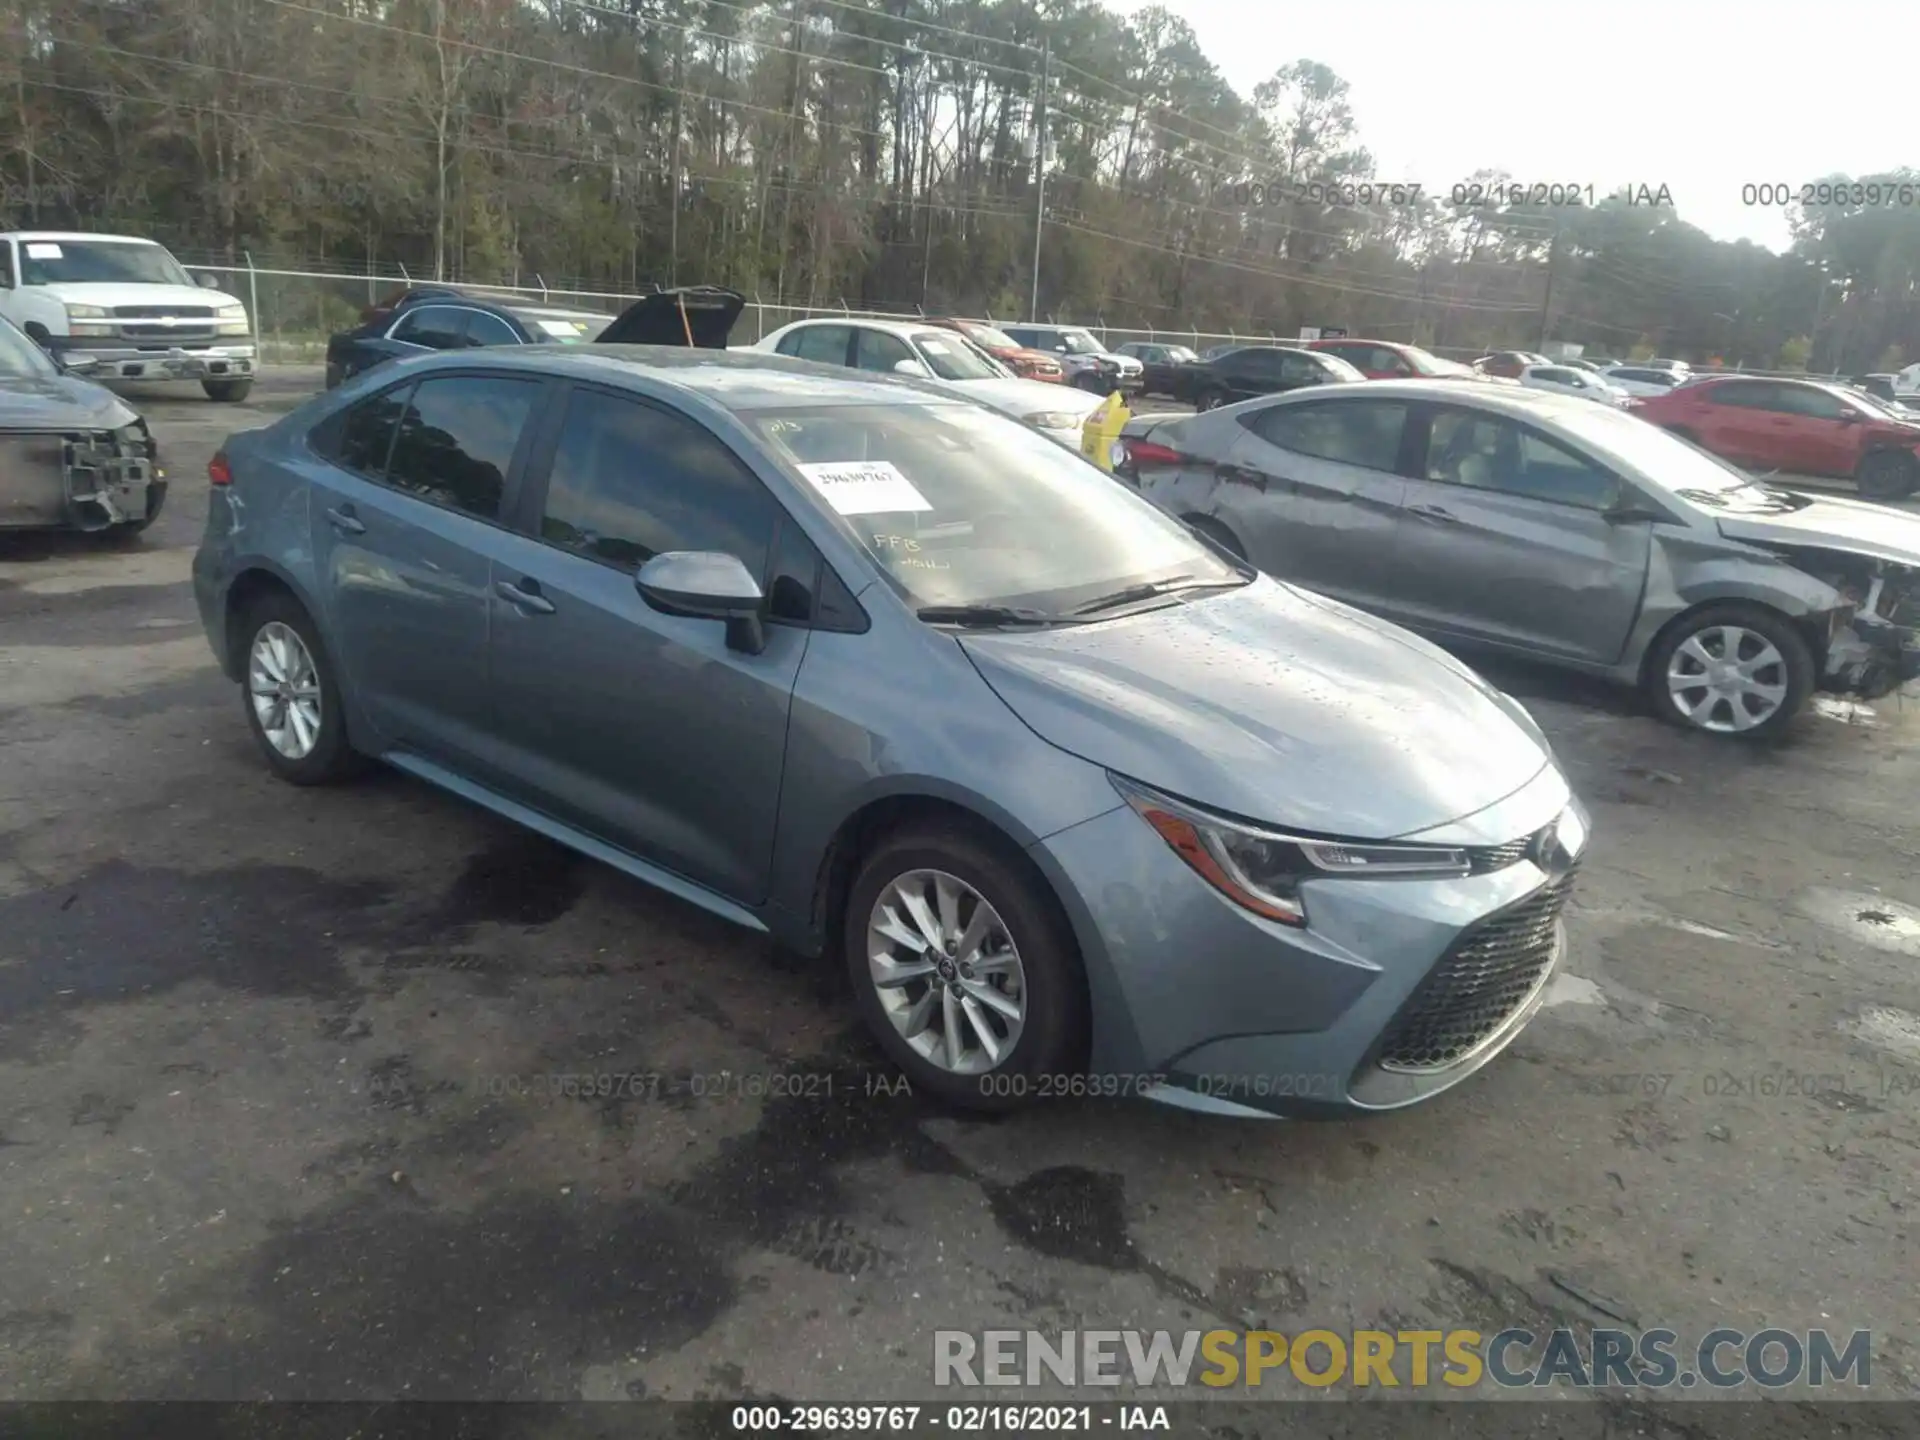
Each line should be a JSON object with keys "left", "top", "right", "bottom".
{"left": 386, "top": 344, "right": 972, "bottom": 412}
{"left": 2, "top": 231, "right": 162, "bottom": 244}
{"left": 771, "top": 316, "right": 951, "bottom": 341}
{"left": 1251, "top": 377, "right": 1603, "bottom": 417}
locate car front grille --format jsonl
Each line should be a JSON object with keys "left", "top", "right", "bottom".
{"left": 1376, "top": 870, "right": 1575, "bottom": 1073}
{"left": 120, "top": 324, "right": 217, "bottom": 342}
{"left": 114, "top": 305, "right": 214, "bottom": 318}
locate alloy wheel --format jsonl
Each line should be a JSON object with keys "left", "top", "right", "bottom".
{"left": 1665, "top": 624, "right": 1788, "bottom": 733}
{"left": 866, "top": 868, "right": 1026, "bottom": 1075}
{"left": 248, "top": 620, "right": 324, "bottom": 759}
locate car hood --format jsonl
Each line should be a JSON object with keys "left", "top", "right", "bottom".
{"left": 1717, "top": 492, "right": 1920, "bottom": 567}
{"left": 0, "top": 373, "right": 139, "bottom": 430}
{"left": 949, "top": 375, "right": 1104, "bottom": 417}
{"left": 29, "top": 280, "right": 241, "bottom": 310}
{"left": 1006, "top": 346, "right": 1062, "bottom": 368}
{"left": 958, "top": 578, "right": 1552, "bottom": 839}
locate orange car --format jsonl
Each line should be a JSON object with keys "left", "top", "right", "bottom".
{"left": 928, "top": 317, "right": 1065, "bottom": 383}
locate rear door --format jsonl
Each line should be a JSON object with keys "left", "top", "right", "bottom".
{"left": 307, "top": 370, "right": 548, "bottom": 765}
{"left": 480, "top": 383, "right": 812, "bottom": 903}
{"left": 1692, "top": 380, "right": 1787, "bottom": 467}
{"left": 1222, "top": 395, "right": 1412, "bottom": 606}
{"left": 1774, "top": 383, "right": 1865, "bottom": 477}
{"left": 1386, "top": 404, "right": 1650, "bottom": 662}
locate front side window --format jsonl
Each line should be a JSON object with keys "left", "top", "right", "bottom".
{"left": 385, "top": 375, "right": 540, "bottom": 520}
{"left": 748, "top": 402, "right": 1241, "bottom": 613}
{"left": 1424, "top": 410, "right": 1621, "bottom": 510}
{"left": 390, "top": 306, "right": 469, "bottom": 350}
{"left": 464, "top": 310, "right": 521, "bottom": 347}
{"left": 538, "top": 388, "right": 779, "bottom": 578}
{"left": 1773, "top": 385, "right": 1851, "bottom": 421}
{"left": 1250, "top": 399, "right": 1410, "bottom": 472}
{"left": 853, "top": 328, "right": 917, "bottom": 374}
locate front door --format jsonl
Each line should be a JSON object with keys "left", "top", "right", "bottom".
{"left": 307, "top": 371, "right": 547, "bottom": 766}
{"left": 1387, "top": 405, "right": 1651, "bottom": 664}
{"left": 483, "top": 383, "right": 808, "bottom": 904}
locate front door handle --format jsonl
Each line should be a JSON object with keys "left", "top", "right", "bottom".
{"left": 324, "top": 505, "right": 366, "bottom": 536}
{"left": 1407, "top": 503, "right": 1460, "bottom": 524}
{"left": 495, "top": 578, "right": 556, "bottom": 615}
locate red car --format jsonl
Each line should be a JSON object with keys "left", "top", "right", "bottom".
{"left": 1632, "top": 375, "right": 1920, "bottom": 500}
{"left": 1306, "top": 337, "right": 1484, "bottom": 381}
{"left": 926, "top": 318, "right": 1066, "bottom": 383}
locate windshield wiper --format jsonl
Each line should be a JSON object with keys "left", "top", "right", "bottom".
{"left": 1071, "top": 574, "right": 1238, "bottom": 615}
{"left": 915, "top": 603, "right": 1061, "bottom": 628}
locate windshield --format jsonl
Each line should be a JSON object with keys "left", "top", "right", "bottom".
{"left": 1834, "top": 386, "right": 1910, "bottom": 421}
{"left": 0, "top": 316, "right": 59, "bottom": 378}
{"left": 1551, "top": 403, "right": 1807, "bottom": 508}
{"left": 1407, "top": 348, "right": 1475, "bottom": 377}
{"left": 964, "top": 323, "right": 1019, "bottom": 350}
{"left": 18, "top": 238, "right": 194, "bottom": 287}
{"left": 1057, "top": 330, "right": 1105, "bottom": 355}
{"left": 912, "top": 331, "right": 1003, "bottom": 381}
{"left": 747, "top": 403, "right": 1244, "bottom": 614}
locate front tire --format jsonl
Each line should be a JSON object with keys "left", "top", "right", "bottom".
{"left": 1194, "top": 388, "right": 1225, "bottom": 412}
{"left": 1856, "top": 449, "right": 1918, "bottom": 502}
{"left": 844, "top": 822, "right": 1088, "bottom": 1112}
{"left": 203, "top": 377, "right": 254, "bottom": 402}
{"left": 1644, "top": 603, "right": 1813, "bottom": 739}
{"left": 237, "top": 593, "right": 368, "bottom": 784}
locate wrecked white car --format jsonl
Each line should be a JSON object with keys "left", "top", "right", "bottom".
{"left": 1116, "top": 381, "right": 1920, "bottom": 737}
{"left": 0, "top": 313, "right": 163, "bottom": 538}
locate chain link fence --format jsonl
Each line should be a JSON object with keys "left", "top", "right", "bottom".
{"left": 175, "top": 259, "right": 1852, "bottom": 384}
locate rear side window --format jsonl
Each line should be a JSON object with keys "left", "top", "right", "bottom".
{"left": 537, "top": 387, "right": 779, "bottom": 579}
{"left": 1249, "top": 399, "right": 1410, "bottom": 472}
{"left": 464, "top": 310, "right": 520, "bottom": 346}
{"left": 327, "top": 385, "right": 412, "bottom": 476}
{"left": 385, "top": 375, "right": 541, "bottom": 520}
{"left": 779, "top": 325, "right": 852, "bottom": 365}
{"left": 1704, "top": 381, "right": 1772, "bottom": 409}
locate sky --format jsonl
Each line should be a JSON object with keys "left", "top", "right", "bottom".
{"left": 1111, "top": 0, "right": 1914, "bottom": 253}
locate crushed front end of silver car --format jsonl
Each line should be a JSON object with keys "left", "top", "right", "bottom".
{"left": 1777, "top": 548, "right": 1920, "bottom": 699}
{"left": 0, "top": 419, "right": 162, "bottom": 532}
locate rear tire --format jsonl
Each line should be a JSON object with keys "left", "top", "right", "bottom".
{"left": 236, "top": 592, "right": 369, "bottom": 785}
{"left": 1194, "top": 388, "right": 1226, "bottom": 412}
{"left": 203, "top": 378, "right": 254, "bottom": 402}
{"left": 1643, "top": 602, "right": 1813, "bottom": 739}
{"left": 1855, "top": 449, "right": 1918, "bottom": 502}
{"left": 843, "top": 821, "right": 1089, "bottom": 1113}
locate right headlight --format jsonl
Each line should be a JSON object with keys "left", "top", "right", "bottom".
{"left": 1111, "top": 775, "right": 1471, "bottom": 928}
{"left": 1023, "top": 411, "right": 1083, "bottom": 430}
{"left": 64, "top": 303, "right": 110, "bottom": 319}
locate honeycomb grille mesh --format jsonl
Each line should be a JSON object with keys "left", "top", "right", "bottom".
{"left": 1376, "top": 871, "right": 1574, "bottom": 1073}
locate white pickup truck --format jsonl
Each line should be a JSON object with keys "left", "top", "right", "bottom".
{"left": 0, "top": 231, "right": 257, "bottom": 400}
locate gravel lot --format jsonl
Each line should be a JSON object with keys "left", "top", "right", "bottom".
{"left": 3, "top": 367, "right": 1919, "bottom": 1417}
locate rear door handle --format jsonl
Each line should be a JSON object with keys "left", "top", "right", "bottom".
{"left": 1407, "top": 503, "right": 1460, "bottom": 524}
{"left": 324, "top": 505, "right": 366, "bottom": 535}
{"left": 495, "top": 578, "right": 556, "bottom": 615}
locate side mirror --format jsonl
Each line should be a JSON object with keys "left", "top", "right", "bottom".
{"left": 635, "top": 550, "right": 767, "bottom": 654}
{"left": 892, "top": 358, "right": 930, "bottom": 378}
{"left": 1836, "top": 411, "right": 1861, "bottom": 425}
{"left": 58, "top": 353, "right": 101, "bottom": 376}
{"left": 195, "top": 272, "right": 221, "bottom": 290}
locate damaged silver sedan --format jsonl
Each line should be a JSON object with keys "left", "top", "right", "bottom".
{"left": 1116, "top": 381, "right": 1920, "bottom": 737}
{"left": 0, "top": 314, "right": 162, "bottom": 538}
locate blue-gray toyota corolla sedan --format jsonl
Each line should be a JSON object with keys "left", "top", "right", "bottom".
{"left": 193, "top": 346, "right": 1589, "bottom": 1118}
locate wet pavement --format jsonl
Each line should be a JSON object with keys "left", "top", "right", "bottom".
{"left": 1, "top": 367, "right": 1918, "bottom": 1412}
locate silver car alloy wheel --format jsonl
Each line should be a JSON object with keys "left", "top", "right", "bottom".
{"left": 867, "top": 868, "right": 1026, "bottom": 1075}
{"left": 248, "top": 621, "right": 324, "bottom": 759}
{"left": 1665, "top": 624, "right": 1788, "bottom": 733}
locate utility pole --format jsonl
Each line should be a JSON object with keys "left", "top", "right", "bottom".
{"left": 668, "top": 26, "right": 685, "bottom": 287}
{"left": 1536, "top": 221, "right": 1560, "bottom": 350}
{"left": 1028, "top": 38, "right": 1049, "bottom": 322}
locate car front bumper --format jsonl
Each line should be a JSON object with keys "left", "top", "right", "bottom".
{"left": 1034, "top": 779, "right": 1587, "bottom": 1118}
{"left": 45, "top": 335, "right": 256, "bottom": 382}
{"left": 0, "top": 424, "right": 165, "bottom": 531}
